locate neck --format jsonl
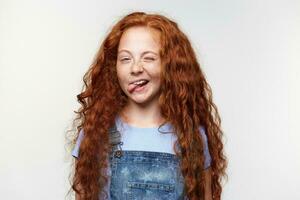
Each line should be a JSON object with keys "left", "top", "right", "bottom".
{"left": 119, "top": 99, "right": 165, "bottom": 127}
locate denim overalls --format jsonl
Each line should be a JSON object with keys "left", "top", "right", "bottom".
{"left": 107, "top": 122, "right": 187, "bottom": 200}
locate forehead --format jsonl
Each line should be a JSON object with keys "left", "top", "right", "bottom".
{"left": 118, "top": 26, "right": 161, "bottom": 54}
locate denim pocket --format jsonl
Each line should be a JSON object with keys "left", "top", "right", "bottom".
{"left": 109, "top": 150, "right": 185, "bottom": 199}
{"left": 127, "top": 181, "right": 175, "bottom": 200}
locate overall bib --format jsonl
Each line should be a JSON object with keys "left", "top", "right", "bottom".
{"left": 108, "top": 122, "right": 187, "bottom": 200}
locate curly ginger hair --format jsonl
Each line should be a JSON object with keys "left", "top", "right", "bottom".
{"left": 66, "top": 11, "right": 227, "bottom": 200}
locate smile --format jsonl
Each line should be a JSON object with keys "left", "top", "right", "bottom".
{"left": 128, "top": 80, "right": 149, "bottom": 93}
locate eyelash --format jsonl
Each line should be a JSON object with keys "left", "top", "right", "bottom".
{"left": 120, "top": 57, "right": 155, "bottom": 62}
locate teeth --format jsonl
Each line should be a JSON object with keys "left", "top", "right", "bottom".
{"left": 133, "top": 80, "right": 147, "bottom": 85}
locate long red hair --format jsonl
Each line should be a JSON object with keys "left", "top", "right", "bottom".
{"left": 66, "top": 11, "right": 227, "bottom": 200}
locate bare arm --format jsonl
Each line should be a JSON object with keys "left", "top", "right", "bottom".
{"left": 204, "top": 167, "right": 213, "bottom": 200}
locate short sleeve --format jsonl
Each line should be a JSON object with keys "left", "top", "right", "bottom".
{"left": 71, "top": 129, "right": 84, "bottom": 159}
{"left": 199, "top": 126, "right": 212, "bottom": 169}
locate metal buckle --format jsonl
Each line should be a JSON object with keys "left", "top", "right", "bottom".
{"left": 113, "top": 141, "right": 123, "bottom": 158}
{"left": 114, "top": 150, "right": 123, "bottom": 158}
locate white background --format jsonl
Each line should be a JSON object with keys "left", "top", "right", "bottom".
{"left": 0, "top": 0, "right": 299, "bottom": 199}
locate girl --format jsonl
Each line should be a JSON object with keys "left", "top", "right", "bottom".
{"left": 68, "top": 11, "right": 227, "bottom": 200}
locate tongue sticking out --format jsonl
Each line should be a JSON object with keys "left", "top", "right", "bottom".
{"left": 128, "top": 81, "right": 148, "bottom": 93}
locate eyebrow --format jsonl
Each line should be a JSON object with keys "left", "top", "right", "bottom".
{"left": 118, "top": 49, "right": 158, "bottom": 56}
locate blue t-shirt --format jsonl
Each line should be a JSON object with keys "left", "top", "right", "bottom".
{"left": 72, "top": 115, "right": 212, "bottom": 169}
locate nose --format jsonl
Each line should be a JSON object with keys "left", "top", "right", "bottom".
{"left": 131, "top": 60, "right": 144, "bottom": 74}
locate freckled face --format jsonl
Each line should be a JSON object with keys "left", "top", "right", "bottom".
{"left": 116, "top": 26, "right": 162, "bottom": 106}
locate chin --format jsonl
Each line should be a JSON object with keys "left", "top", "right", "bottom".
{"left": 131, "top": 97, "right": 150, "bottom": 105}
{"left": 128, "top": 94, "right": 154, "bottom": 104}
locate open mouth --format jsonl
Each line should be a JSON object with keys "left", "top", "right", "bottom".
{"left": 128, "top": 80, "right": 149, "bottom": 93}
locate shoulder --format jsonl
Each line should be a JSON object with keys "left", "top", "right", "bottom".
{"left": 198, "top": 125, "right": 208, "bottom": 140}
{"left": 74, "top": 129, "right": 85, "bottom": 148}
{"left": 71, "top": 129, "right": 85, "bottom": 158}
{"left": 77, "top": 128, "right": 85, "bottom": 140}
{"left": 199, "top": 125, "right": 206, "bottom": 133}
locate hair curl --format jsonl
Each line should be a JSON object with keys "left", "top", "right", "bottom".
{"left": 66, "top": 11, "right": 227, "bottom": 200}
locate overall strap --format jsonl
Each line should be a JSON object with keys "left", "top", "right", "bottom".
{"left": 108, "top": 122, "right": 123, "bottom": 156}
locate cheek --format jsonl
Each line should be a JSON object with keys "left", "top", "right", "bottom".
{"left": 116, "top": 67, "right": 126, "bottom": 84}
{"left": 151, "top": 62, "right": 162, "bottom": 79}
{"left": 116, "top": 71, "right": 127, "bottom": 93}
{"left": 150, "top": 73, "right": 162, "bottom": 89}
{"left": 151, "top": 68, "right": 161, "bottom": 81}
